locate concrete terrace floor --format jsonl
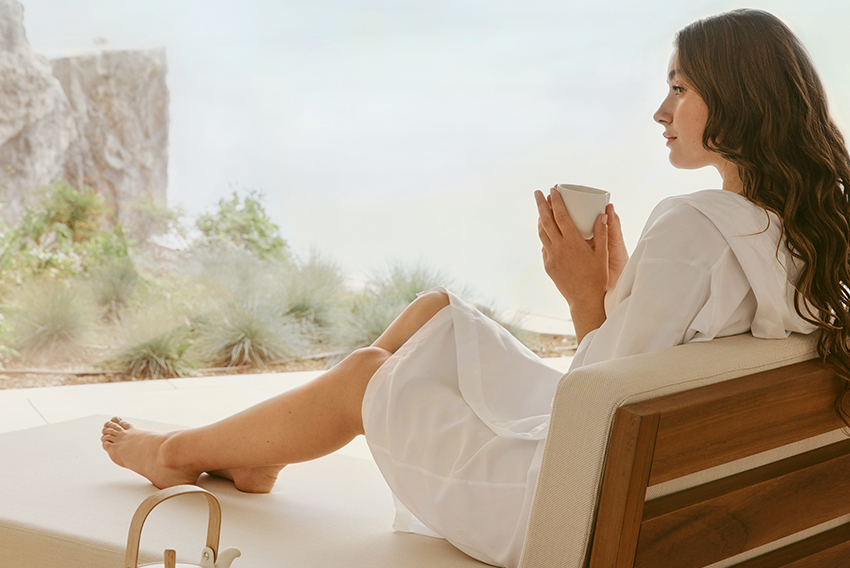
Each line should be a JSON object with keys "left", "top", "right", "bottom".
{"left": 0, "top": 356, "right": 575, "bottom": 458}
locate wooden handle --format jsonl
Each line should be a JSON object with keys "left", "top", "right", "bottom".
{"left": 164, "top": 549, "right": 176, "bottom": 568}
{"left": 124, "top": 485, "right": 222, "bottom": 568}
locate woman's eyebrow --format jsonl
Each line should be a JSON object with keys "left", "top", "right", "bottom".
{"left": 668, "top": 69, "right": 679, "bottom": 81}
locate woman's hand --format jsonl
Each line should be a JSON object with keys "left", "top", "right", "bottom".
{"left": 605, "top": 203, "right": 628, "bottom": 290}
{"left": 535, "top": 186, "right": 610, "bottom": 341}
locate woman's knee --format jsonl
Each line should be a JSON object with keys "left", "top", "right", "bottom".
{"left": 415, "top": 289, "right": 450, "bottom": 311}
{"left": 341, "top": 346, "right": 391, "bottom": 434}
{"left": 348, "top": 346, "right": 392, "bottom": 372}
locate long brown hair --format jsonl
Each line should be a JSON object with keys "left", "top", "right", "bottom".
{"left": 676, "top": 10, "right": 850, "bottom": 416}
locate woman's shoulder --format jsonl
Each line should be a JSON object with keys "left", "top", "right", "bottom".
{"left": 644, "top": 189, "right": 779, "bottom": 242}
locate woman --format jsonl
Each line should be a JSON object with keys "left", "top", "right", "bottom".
{"left": 102, "top": 9, "right": 850, "bottom": 568}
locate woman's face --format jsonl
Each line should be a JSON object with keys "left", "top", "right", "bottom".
{"left": 653, "top": 51, "right": 716, "bottom": 170}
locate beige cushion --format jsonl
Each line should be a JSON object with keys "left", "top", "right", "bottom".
{"left": 0, "top": 415, "right": 487, "bottom": 568}
{"left": 5, "top": 333, "right": 841, "bottom": 568}
{"left": 520, "top": 332, "right": 846, "bottom": 568}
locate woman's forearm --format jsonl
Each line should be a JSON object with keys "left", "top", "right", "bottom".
{"left": 568, "top": 297, "right": 606, "bottom": 344}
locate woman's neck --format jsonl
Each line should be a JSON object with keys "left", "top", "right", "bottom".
{"left": 718, "top": 161, "right": 744, "bottom": 194}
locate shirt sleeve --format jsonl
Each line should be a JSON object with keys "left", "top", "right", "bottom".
{"left": 569, "top": 202, "right": 730, "bottom": 370}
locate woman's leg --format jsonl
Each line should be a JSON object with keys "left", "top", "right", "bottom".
{"left": 101, "top": 290, "right": 450, "bottom": 492}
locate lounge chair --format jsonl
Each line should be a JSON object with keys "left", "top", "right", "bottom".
{"left": 1, "top": 332, "right": 846, "bottom": 567}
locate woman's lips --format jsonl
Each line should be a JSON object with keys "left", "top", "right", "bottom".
{"left": 665, "top": 135, "right": 677, "bottom": 146}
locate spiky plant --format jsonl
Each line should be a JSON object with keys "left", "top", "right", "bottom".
{"left": 0, "top": 309, "right": 19, "bottom": 364}
{"left": 193, "top": 302, "right": 301, "bottom": 368}
{"left": 11, "top": 279, "right": 96, "bottom": 361}
{"left": 369, "top": 261, "right": 450, "bottom": 305}
{"left": 108, "top": 324, "right": 193, "bottom": 379}
{"left": 341, "top": 293, "right": 409, "bottom": 348}
{"left": 183, "top": 248, "right": 276, "bottom": 308}
{"left": 279, "top": 251, "right": 347, "bottom": 327}
{"left": 87, "top": 260, "right": 140, "bottom": 321}
{"left": 335, "top": 261, "right": 451, "bottom": 348}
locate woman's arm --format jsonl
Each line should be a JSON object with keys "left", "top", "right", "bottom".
{"left": 535, "top": 186, "right": 624, "bottom": 342}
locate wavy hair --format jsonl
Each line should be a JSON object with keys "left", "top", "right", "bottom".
{"left": 676, "top": 10, "right": 850, "bottom": 418}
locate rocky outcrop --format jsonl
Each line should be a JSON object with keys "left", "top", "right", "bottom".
{"left": 52, "top": 48, "right": 169, "bottom": 223}
{"left": 0, "top": 0, "right": 168, "bottom": 227}
{"left": 0, "top": 0, "right": 77, "bottom": 225}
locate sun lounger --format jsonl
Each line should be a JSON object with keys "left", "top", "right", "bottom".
{"left": 1, "top": 332, "right": 846, "bottom": 567}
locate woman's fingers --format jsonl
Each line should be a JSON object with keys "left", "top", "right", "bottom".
{"left": 538, "top": 218, "right": 552, "bottom": 247}
{"left": 605, "top": 202, "right": 629, "bottom": 290}
{"left": 606, "top": 203, "right": 624, "bottom": 247}
{"left": 548, "top": 186, "right": 583, "bottom": 242}
{"left": 535, "top": 190, "right": 560, "bottom": 240}
{"left": 592, "top": 211, "right": 609, "bottom": 260}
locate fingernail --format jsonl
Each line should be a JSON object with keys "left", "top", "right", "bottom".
{"left": 602, "top": 214, "right": 608, "bottom": 225}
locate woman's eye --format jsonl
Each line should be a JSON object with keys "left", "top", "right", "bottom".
{"left": 672, "top": 85, "right": 685, "bottom": 95}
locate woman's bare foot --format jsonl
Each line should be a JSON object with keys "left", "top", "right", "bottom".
{"left": 101, "top": 417, "right": 200, "bottom": 489}
{"left": 208, "top": 465, "right": 284, "bottom": 493}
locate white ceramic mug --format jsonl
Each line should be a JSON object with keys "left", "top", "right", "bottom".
{"left": 555, "top": 184, "right": 610, "bottom": 239}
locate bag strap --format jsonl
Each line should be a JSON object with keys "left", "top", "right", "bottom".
{"left": 125, "top": 485, "right": 222, "bottom": 568}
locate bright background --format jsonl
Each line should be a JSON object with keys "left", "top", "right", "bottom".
{"left": 18, "top": 0, "right": 850, "bottom": 331}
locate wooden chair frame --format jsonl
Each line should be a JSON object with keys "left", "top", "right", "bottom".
{"left": 589, "top": 358, "right": 850, "bottom": 568}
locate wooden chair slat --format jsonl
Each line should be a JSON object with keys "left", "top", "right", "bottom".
{"left": 588, "top": 353, "right": 850, "bottom": 568}
{"left": 728, "top": 522, "right": 850, "bottom": 568}
{"left": 587, "top": 405, "right": 659, "bottom": 568}
{"left": 633, "top": 439, "right": 850, "bottom": 568}
{"left": 644, "top": 360, "right": 844, "bottom": 485}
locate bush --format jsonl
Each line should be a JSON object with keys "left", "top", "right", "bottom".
{"left": 87, "top": 260, "right": 140, "bottom": 321}
{"left": 193, "top": 302, "right": 302, "bottom": 368}
{"left": 10, "top": 279, "right": 96, "bottom": 361}
{"left": 0, "top": 309, "right": 19, "bottom": 364}
{"left": 343, "top": 293, "right": 409, "bottom": 348}
{"left": 340, "top": 261, "right": 450, "bottom": 347}
{"left": 194, "top": 190, "right": 289, "bottom": 262}
{"left": 279, "top": 251, "right": 347, "bottom": 328}
{"left": 2, "top": 182, "right": 130, "bottom": 281}
{"left": 123, "top": 194, "right": 185, "bottom": 247}
{"left": 17, "top": 181, "right": 110, "bottom": 244}
{"left": 369, "top": 261, "right": 449, "bottom": 305}
{"left": 108, "top": 322, "right": 193, "bottom": 379}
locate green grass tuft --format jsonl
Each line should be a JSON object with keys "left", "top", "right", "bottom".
{"left": 193, "top": 302, "right": 302, "bottom": 368}
{"left": 108, "top": 323, "right": 193, "bottom": 379}
{"left": 11, "top": 279, "right": 96, "bottom": 361}
{"left": 87, "top": 260, "right": 140, "bottom": 321}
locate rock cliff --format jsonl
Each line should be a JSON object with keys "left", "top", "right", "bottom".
{"left": 0, "top": 0, "right": 168, "bottom": 227}
{"left": 52, "top": 48, "right": 169, "bottom": 223}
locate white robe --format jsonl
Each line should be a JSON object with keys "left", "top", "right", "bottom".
{"left": 361, "top": 189, "right": 817, "bottom": 568}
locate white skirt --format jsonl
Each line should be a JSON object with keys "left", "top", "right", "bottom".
{"left": 361, "top": 289, "right": 564, "bottom": 567}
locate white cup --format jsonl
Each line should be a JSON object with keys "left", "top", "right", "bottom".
{"left": 555, "top": 184, "right": 611, "bottom": 239}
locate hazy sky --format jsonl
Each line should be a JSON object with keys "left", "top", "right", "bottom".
{"left": 18, "top": 0, "right": 850, "bottom": 330}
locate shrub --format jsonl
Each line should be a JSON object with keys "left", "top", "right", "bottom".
{"left": 279, "top": 251, "right": 347, "bottom": 328}
{"left": 122, "top": 194, "right": 185, "bottom": 246}
{"left": 87, "top": 260, "right": 140, "bottom": 321}
{"left": 3, "top": 182, "right": 130, "bottom": 281}
{"left": 17, "top": 181, "right": 110, "bottom": 244}
{"left": 369, "top": 261, "right": 449, "bottom": 305}
{"left": 108, "top": 323, "right": 193, "bottom": 379}
{"left": 0, "top": 309, "right": 18, "bottom": 364}
{"left": 343, "top": 293, "right": 409, "bottom": 348}
{"left": 193, "top": 302, "right": 301, "bottom": 368}
{"left": 10, "top": 279, "right": 96, "bottom": 361}
{"left": 194, "top": 190, "right": 289, "bottom": 262}
{"left": 339, "top": 261, "right": 450, "bottom": 348}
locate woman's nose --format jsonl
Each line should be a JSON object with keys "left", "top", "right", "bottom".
{"left": 654, "top": 96, "right": 672, "bottom": 124}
